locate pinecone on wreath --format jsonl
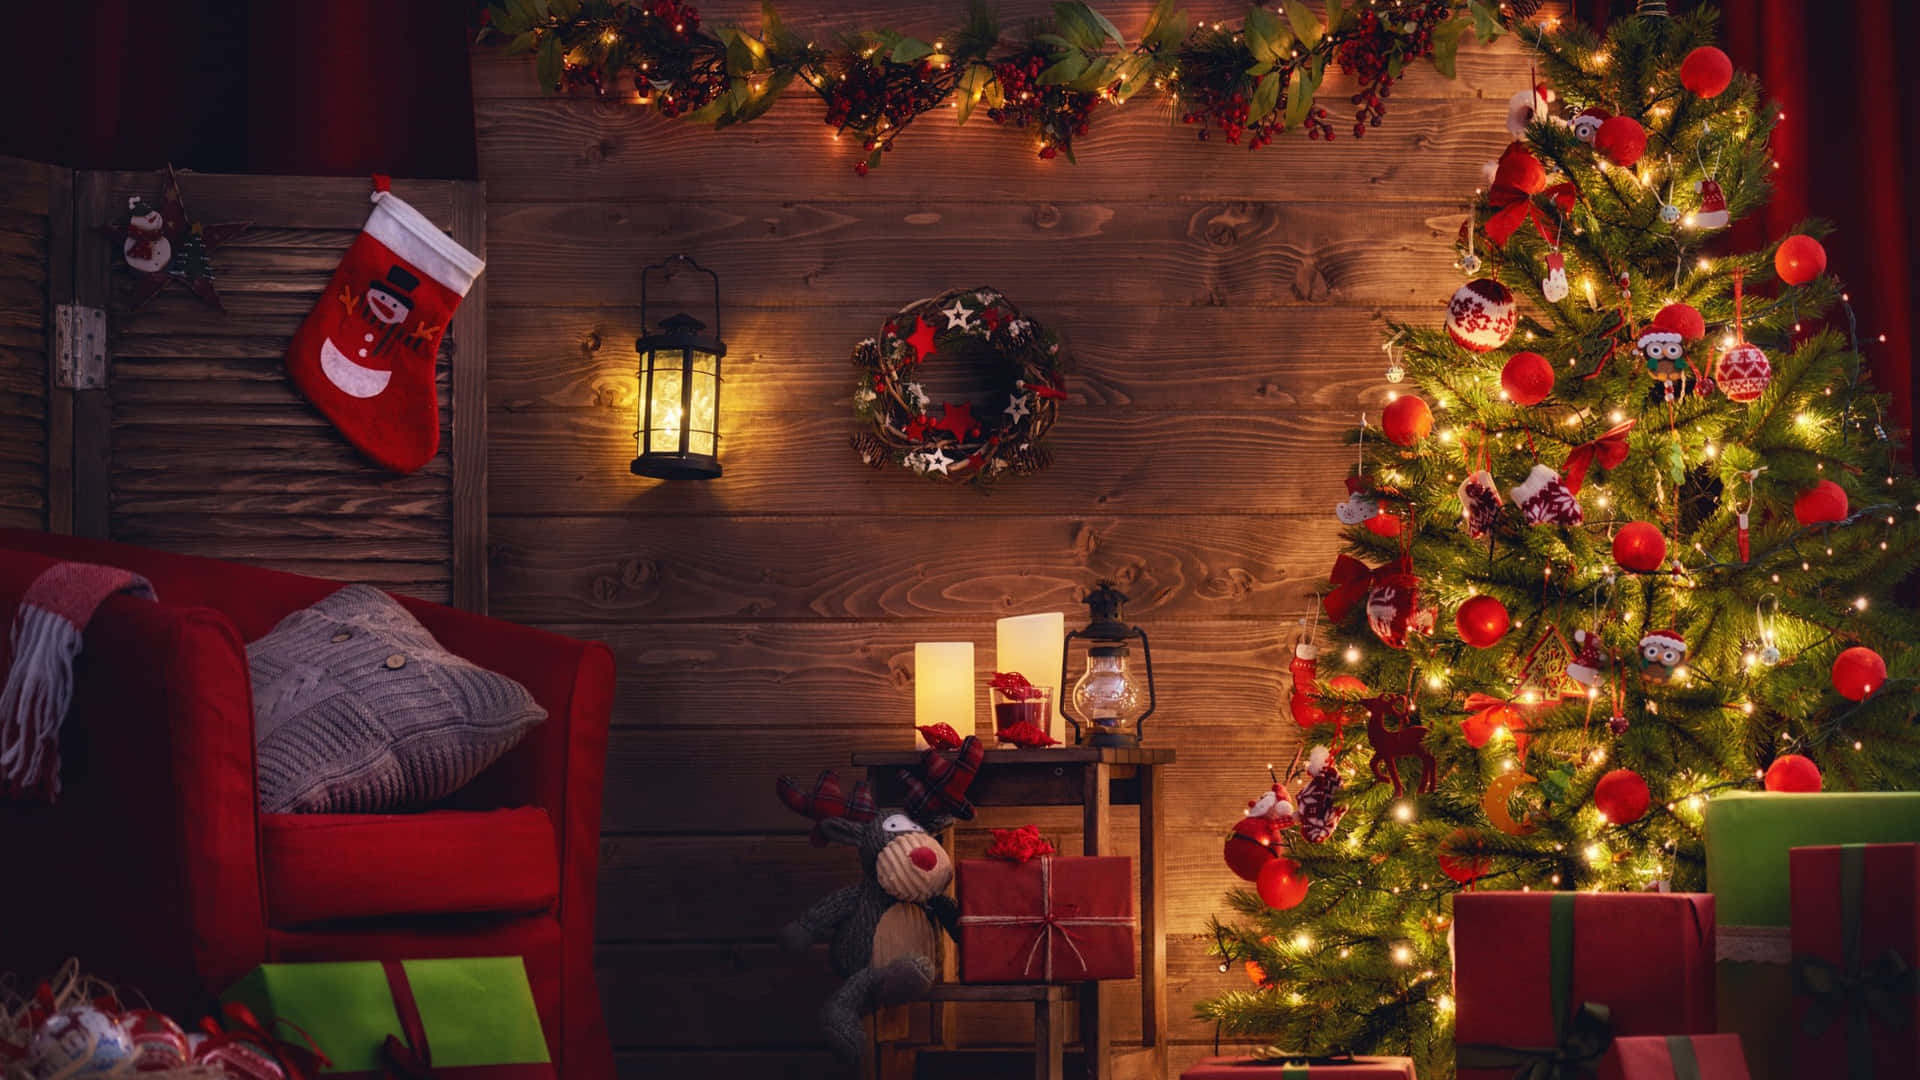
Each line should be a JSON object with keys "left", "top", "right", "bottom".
{"left": 1008, "top": 444, "right": 1053, "bottom": 475}
{"left": 851, "top": 433, "right": 889, "bottom": 469}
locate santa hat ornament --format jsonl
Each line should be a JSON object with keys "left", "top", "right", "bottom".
{"left": 1691, "top": 178, "right": 1729, "bottom": 230}
{"left": 1510, "top": 464, "right": 1583, "bottom": 526}
{"left": 1447, "top": 279, "right": 1518, "bottom": 353}
{"left": 1245, "top": 783, "right": 1297, "bottom": 829}
{"left": 1638, "top": 303, "right": 1705, "bottom": 402}
{"left": 1458, "top": 470, "right": 1504, "bottom": 539}
{"left": 1571, "top": 106, "right": 1610, "bottom": 143}
{"left": 1566, "top": 628, "right": 1609, "bottom": 688}
{"left": 1637, "top": 630, "right": 1688, "bottom": 684}
{"left": 1507, "top": 85, "right": 1557, "bottom": 138}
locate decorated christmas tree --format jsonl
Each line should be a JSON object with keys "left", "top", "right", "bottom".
{"left": 1200, "top": 8, "right": 1920, "bottom": 1075}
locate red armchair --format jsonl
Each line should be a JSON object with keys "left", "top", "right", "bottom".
{"left": 0, "top": 529, "right": 615, "bottom": 1080}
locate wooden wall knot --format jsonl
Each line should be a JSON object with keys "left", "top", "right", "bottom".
{"left": 620, "top": 558, "right": 658, "bottom": 588}
{"left": 1204, "top": 221, "right": 1239, "bottom": 248}
{"left": 1071, "top": 523, "right": 1098, "bottom": 558}
{"left": 584, "top": 138, "right": 617, "bottom": 165}
{"left": 590, "top": 576, "right": 620, "bottom": 603}
{"left": 1292, "top": 259, "right": 1332, "bottom": 302}
{"left": 1032, "top": 204, "right": 1062, "bottom": 229}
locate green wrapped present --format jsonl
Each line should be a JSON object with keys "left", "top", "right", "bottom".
{"left": 221, "top": 958, "right": 552, "bottom": 1079}
{"left": 1704, "top": 792, "right": 1920, "bottom": 1080}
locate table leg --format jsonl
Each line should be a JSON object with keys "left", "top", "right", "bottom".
{"left": 935, "top": 821, "right": 958, "bottom": 1048}
{"left": 1035, "top": 995, "right": 1065, "bottom": 1080}
{"left": 1140, "top": 764, "right": 1168, "bottom": 1075}
{"left": 1081, "top": 762, "right": 1111, "bottom": 1080}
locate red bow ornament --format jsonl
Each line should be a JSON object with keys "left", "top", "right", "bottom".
{"left": 1562, "top": 418, "right": 1636, "bottom": 494}
{"left": 1485, "top": 144, "right": 1579, "bottom": 247}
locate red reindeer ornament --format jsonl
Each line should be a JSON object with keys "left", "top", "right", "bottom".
{"left": 1361, "top": 694, "right": 1435, "bottom": 797}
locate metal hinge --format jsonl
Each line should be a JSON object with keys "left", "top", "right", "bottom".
{"left": 54, "top": 303, "right": 106, "bottom": 390}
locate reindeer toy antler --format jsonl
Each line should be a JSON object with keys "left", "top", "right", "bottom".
{"left": 775, "top": 737, "right": 984, "bottom": 1064}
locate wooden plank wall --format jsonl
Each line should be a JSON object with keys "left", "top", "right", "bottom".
{"left": 88, "top": 172, "right": 484, "bottom": 605}
{"left": 0, "top": 157, "right": 53, "bottom": 530}
{"left": 471, "top": 6, "right": 1534, "bottom": 1076}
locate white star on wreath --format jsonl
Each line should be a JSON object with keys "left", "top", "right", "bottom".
{"left": 904, "top": 382, "right": 930, "bottom": 409}
{"left": 924, "top": 448, "right": 956, "bottom": 475}
{"left": 940, "top": 299, "right": 976, "bottom": 331}
{"left": 1004, "top": 394, "right": 1031, "bottom": 421}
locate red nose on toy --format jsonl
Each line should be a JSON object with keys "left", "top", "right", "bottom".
{"left": 910, "top": 846, "right": 939, "bottom": 871}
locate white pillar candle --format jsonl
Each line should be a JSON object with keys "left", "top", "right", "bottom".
{"left": 914, "top": 642, "right": 976, "bottom": 748}
{"left": 996, "top": 612, "right": 1065, "bottom": 734}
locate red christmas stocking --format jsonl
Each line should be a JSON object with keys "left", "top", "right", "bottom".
{"left": 286, "top": 177, "right": 484, "bottom": 473}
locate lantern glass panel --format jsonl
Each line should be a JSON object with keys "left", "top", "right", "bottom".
{"left": 685, "top": 348, "right": 719, "bottom": 456}
{"left": 645, "top": 353, "right": 684, "bottom": 454}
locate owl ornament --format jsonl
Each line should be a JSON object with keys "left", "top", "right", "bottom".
{"left": 1638, "top": 303, "right": 1706, "bottom": 403}
{"left": 1637, "top": 629, "right": 1687, "bottom": 684}
{"left": 1571, "top": 106, "right": 1611, "bottom": 143}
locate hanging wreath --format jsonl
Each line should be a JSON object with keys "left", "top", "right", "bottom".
{"left": 851, "top": 287, "right": 1066, "bottom": 481}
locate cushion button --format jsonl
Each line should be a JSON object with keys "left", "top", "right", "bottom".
{"left": 385, "top": 654, "right": 407, "bottom": 670}
{"left": 331, "top": 632, "right": 351, "bottom": 643}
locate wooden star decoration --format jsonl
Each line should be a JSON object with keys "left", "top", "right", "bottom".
{"left": 903, "top": 316, "right": 939, "bottom": 364}
{"left": 96, "top": 165, "right": 248, "bottom": 312}
{"left": 934, "top": 401, "right": 977, "bottom": 439}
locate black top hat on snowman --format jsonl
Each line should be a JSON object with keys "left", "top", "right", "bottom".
{"left": 365, "top": 266, "right": 420, "bottom": 325}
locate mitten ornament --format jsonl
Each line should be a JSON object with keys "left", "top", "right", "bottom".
{"left": 1293, "top": 745, "right": 1346, "bottom": 843}
{"left": 1458, "top": 470, "right": 1504, "bottom": 539}
{"left": 1334, "top": 476, "right": 1379, "bottom": 525}
{"left": 1510, "top": 464, "right": 1583, "bottom": 525}
{"left": 1541, "top": 250, "right": 1570, "bottom": 302}
{"left": 1365, "top": 572, "right": 1435, "bottom": 649}
{"left": 286, "top": 177, "right": 485, "bottom": 474}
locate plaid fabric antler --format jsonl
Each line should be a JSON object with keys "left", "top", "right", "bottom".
{"left": 899, "top": 735, "right": 984, "bottom": 824}
{"left": 776, "top": 769, "right": 876, "bottom": 846}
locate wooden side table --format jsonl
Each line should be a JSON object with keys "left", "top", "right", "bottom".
{"left": 855, "top": 746, "right": 1175, "bottom": 1080}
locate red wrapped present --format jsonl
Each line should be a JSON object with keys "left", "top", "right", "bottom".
{"left": 1788, "top": 842, "right": 1920, "bottom": 1080}
{"left": 1599, "top": 1034, "right": 1750, "bottom": 1079}
{"left": 957, "top": 855, "right": 1134, "bottom": 982}
{"left": 1180, "top": 1052, "right": 1417, "bottom": 1078}
{"left": 1454, "top": 892, "right": 1716, "bottom": 1079}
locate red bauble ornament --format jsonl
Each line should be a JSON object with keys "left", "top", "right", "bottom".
{"left": 1832, "top": 646, "right": 1887, "bottom": 701}
{"left": 1775, "top": 235, "right": 1827, "bottom": 286}
{"left": 1437, "top": 827, "right": 1491, "bottom": 885}
{"left": 1594, "top": 115, "right": 1647, "bottom": 167}
{"left": 1764, "top": 754, "right": 1823, "bottom": 793}
{"left": 1794, "top": 479, "right": 1849, "bottom": 526}
{"left": 1613, "top": 521, "right": 1668, "bottom": 572}
{"left": 1461, "top": 703, "right": 1516, "bottom": 748}
{"left": 1383, "top": 395, "right": 1434, "bottom": 446}
{"left": 1225, "top": 816, "right": 1281, "bottom": 881}
{"left": 1256, "top": 856, "right": 1310, "bottom": 909}
{"left": 1679, "top": 47, "right": 1734, "bottom": 98}
{"left": 1501, "top": 351, "right": 1555, "bottom": 405}
{"left": 1594, "top": 768, "right": 1651, "bottom": 825}
{"left": 1456, "top": 594, "right": 1511, "bottom": 648}
{"left": 1327, "top": 674, "right": 1368, "bottom": 695}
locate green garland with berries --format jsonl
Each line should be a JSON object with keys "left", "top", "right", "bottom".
{"left": 478, "top": 0, "right": 1530, "bottom": 172}
{"left": 851, "top": 288, "right": 1066, "bottom": 482}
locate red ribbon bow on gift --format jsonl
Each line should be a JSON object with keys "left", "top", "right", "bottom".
{"left": 378, "top": 961, "right": 436, "bottom": 1080}
{"left": 985, "top": 824, "right": 1058, "bottom": 863}
{"left": 205, "top": 1002, "right": 331, "bottom": 1080}
{"left": 1324, "top": 554, "right": 1411, "bottom": 624}
{"left": 1562, "top": 419, "right": 1636, "bottom": 494}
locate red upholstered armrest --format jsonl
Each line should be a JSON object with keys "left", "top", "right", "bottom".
{"left": 0, "top": 582, "right": 265, "bottom": 1005}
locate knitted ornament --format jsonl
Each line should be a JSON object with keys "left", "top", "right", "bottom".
{"left": 1501, "top": 351, "right": 1554, "bottom": 405}
{"left": 1636, "top": 629, "right": 1687, "bottom": 683}
{"left": 1692, "top": 178, "right": 1729, "bottom": 229}
{"left": 1365, "top": 572, "right": 1436, "bottom": 650}
{"left": 31, "top": 1006, "right": 136, "bottom": 1079}
{"left": 1570, "top": 106, "right": 1610, "bottom": 143}
{"left": 1715, "top": 342, "right": 1772, "bottom": 402}
{"left": 1566, "top": 628, "right": 1609, "bottom": 688}
{"left": 1510, "top": 464, "right": 1583, "bottom": 526}
{"left": 1680, "top": 46, "right": 1734, "bottom": 98}
{"left": 122, "top": 1011, "right": 192, "bottom": 1072}
{"left": 1446, "top": 279, "right": 1517, "bottom": 352}
{"left": 1288, "top": 642, "right": 1327, "bottom": 728}
{"left": 0, "top": 561, "right": 157, "bottom": 800}
{"left": 1458, "top": 470, "right": 1504, "bottom": 539}
{"left": 1294, "top": 745, "right": 1346, "bottom": 843}
{"left": 1793, "top": 479, "right": 1849, "bottom": 526}
{"left": 1594, "top": 115, "right": 1647, "bottom": 167}
{"left": 286, "top": 176, "right": 485, "bottom": 474}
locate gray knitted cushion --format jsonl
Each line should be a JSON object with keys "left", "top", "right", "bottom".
{"left": 247, "top": 585, "right": 548, "bottom": 813}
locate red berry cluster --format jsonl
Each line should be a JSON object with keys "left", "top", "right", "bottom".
{"left": 985, "top": 51, "right": 1102, "bottom": 160}
{"left": 1334, "top": 1, "right": 1452, "bottom": 138}
{"left": 636, "top": 0, "right": 700, "bottom": 35}
{"left": 821, "top": 54, "right": 954, "bottom": 173}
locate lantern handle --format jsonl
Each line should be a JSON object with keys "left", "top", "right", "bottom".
{"left": 1134, "top": 626, "right": 1156, "bottom": 740}
{"left": 1059, "top": 627, "right": 1084, "bottom": 745}
{"left": 641, "top": 254, "right": 722, "bottom": 340}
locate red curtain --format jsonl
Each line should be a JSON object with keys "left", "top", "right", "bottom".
{"left": 1585, "top": 0, "right": 1919, "bottom": 438}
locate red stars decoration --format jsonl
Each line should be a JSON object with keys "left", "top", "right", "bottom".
{"left": 1256, "top": 857, "right": 1311, "bottom": 910}
{"left": 1613, "top": 521, "right": 1667, "bottom": 572}
{"left": 1383, "top": 395, "right": 1434, "bottom": 446}
{"left": 1680, "top": 46, "right": 1734, "bottom": 98}
{"left": 1831, "top": 646, "right": 1887, "bottom": 701}
{"left": 1774, "top": 235, "right": 1828, "bottom": 286}
{"left": 1593, "top": 115, "right": 1647, "bottom": 167}
{"left": 1594, "top": 768, "right": 1650, "bottom": 824}
{"left": 1456, "top": 595, "right": 1511, "bottom": 649}
{"left": 1446, "top": 279, "right": 1518, "bottom": 353}
{"left": 1764, "top": 754, "right": 1823, "bottom": 793}
{"left": 1793, "top": 479, "right": 1849, "bottom": 526}
{"left": 1501, "top": 351, "right": 1554, "bottom": 405}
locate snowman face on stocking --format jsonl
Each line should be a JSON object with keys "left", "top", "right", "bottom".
{"left": 1637, "top": 630, "right": 1687, "bottom": 683}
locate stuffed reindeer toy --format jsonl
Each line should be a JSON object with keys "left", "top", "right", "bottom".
{"left": 776, "top": 737, "right": 984, "bottom": 1064}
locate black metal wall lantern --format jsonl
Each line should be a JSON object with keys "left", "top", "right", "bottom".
{"left": 1060, "top": 581, "right": 1157, "bottom": 747}
{"left": 633, "top": 255, "right": 725, "bottom": 480}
